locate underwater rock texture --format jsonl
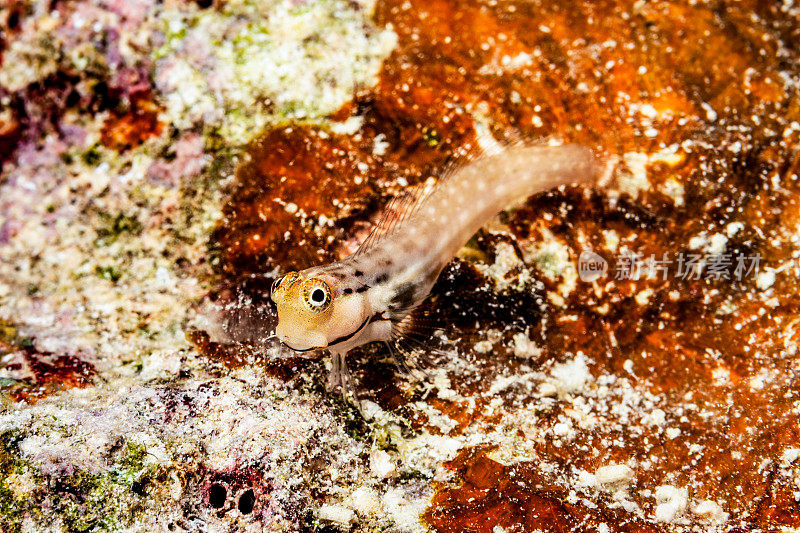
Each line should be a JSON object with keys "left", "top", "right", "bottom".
{"left": 1, "top": 0, "right": 800, "bottom": 531}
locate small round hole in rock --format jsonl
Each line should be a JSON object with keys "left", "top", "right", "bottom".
{"left": 209, "top": 483, "right": 227, "bottom": 508}
{"left": 238, "top": 489, "right": 255, "bottom": 514}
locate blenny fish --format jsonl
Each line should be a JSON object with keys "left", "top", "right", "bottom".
{"left": 271, "top": 143, "right": 599, "bottom": 395}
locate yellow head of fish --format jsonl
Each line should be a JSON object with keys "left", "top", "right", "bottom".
{"left": 270, "top": 270, "right": 372, "bottom": 352}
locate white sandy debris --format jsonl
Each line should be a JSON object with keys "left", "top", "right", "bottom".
{"left": 706, "top": 233, "right": 729, "bottom": 256}
{"left": 691, "top": 500, "right": 729, "bottom": 523}
{"left": 537, "top": 382, "right": 558, "bottom": 397}
{"left": 382, "top": 487, "right": 430, "bottom": 533}
{"left": 513, "top": 330, "right": 543, "bottom": 359}
{"left": 619, "top": 152, "right": 651, "bottom": 197}
{"left": 474, "top": 339, "right": 495, "bottom": 354}
{"left": 654, "top": 485, "right": 689, "bottom": 523}
{"left": 757, "top": 269, "right": 776, "bottom": 290}
{"left": 318, "top": 503, "right": 355, "bottom": 526}
{"left": 475, "top": 241, "right": 532, "bottom": 292}
{"left": 369, "top": 450, "right": 397, "bottom": 479}
{"left": 595, "top": 464, "right": 635, "bottom": 486}
{"left": 346, "top": 486, "right": 383, "bottom": 518}
{"left": 781, "top": 447, "right": 800, "bottom": 464}
{"left": 547, "top": 352, "right": 593, "bottom": 395}
{"left": 433, "top": 370, "right": 461, "bottom": 401}
{"left": 726, "top": 222, "right": 745, "bottom": 237}
{"left": 642, "top": 407, "right": 666, "bottom": 427}
{"left": 616, "top": 147, "right": 684, "bottom": 200}
{"left": 661, "top": 178, "right": 685, "bottom": 206}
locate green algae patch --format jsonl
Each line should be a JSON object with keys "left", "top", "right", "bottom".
{"left": 152, "top": 0, "right": 396, "bottom": 144}
{"left": 56, "top": 442, "right": 156, "bottom": 532}
{"left": 0, "top": 433, "right": 159, "bottom": 533}
{"left": 0, "top": 430, "right": 44, "bottom": 533}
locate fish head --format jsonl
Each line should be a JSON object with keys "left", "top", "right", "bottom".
{"left": 271, "top": 270, "right": 371, "bottom": 352}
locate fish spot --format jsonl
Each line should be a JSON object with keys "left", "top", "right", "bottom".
{"left": 390, "top": 282, "right": 418, "bottom": 312}
{"left": 343, "top": 287, "right": 353, "bottom": 294}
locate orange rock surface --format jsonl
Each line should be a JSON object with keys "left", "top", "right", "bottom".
{"left": 207, "top": 0, "right": 800, "bottom": 530}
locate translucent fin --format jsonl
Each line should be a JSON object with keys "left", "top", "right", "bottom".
{"left": 385, "top": 341, "right": 422, "bottom": 380}
{"left": 353, "top": 133, "right": 492, "bottom": 257}
{"left": 387, "top": 300, "right": 453, "bottom": 382}
{"left": 353, "top": 181, "right": 435, "bottom": 256}
{"left": 386, "top": 338, "right": 429, "bottom": 382}
{"left": 326, "top": 351, "right": 357, "bottom": 401}
{"left": 355, "top": 131, "right": 598, "bottom": 260}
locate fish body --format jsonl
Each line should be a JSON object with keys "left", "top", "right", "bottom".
{"left": 270, "top": 143, "right": 599, "bottom": 392}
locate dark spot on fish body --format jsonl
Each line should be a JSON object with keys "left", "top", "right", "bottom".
{"left": 389, "top": 281, "right": 418, "bottom": 312}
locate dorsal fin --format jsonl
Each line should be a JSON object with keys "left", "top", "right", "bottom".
{"left": 353, "top": 179, "right": 436, "bottom": 256}
{"left": 354, "top": 131, "right": 591, "bottom": 257}
{"left": 353, "top": 139, "right": 489, "bottom": 256}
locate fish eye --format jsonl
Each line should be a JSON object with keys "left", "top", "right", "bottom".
{"left": 302, "top": 280, "right": 332, "bottom": 311}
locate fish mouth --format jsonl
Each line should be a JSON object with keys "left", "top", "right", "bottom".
{"left": 278, "top": 315, "right": 376, "bottom": 353}
{"left": 280, "top": 318, "right": 370, "bottom": 353}
{"left": 275, "top": 323, "right": 328, "bottom": 352}
{"left": 280, "top": 341, "right": 317, "bottom": 353}
{"left": 326, "top": 315, "right": 371, "bottom": 348}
